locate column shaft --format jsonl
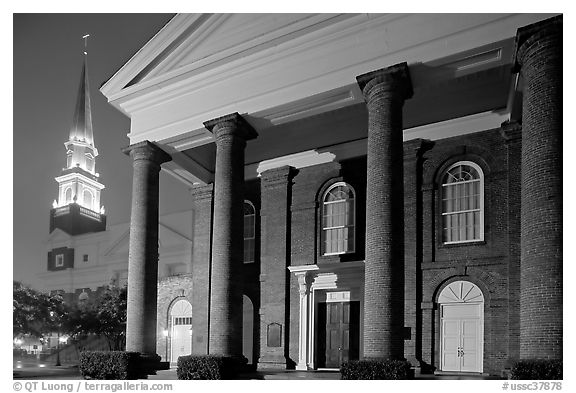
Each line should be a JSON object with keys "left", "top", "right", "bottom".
{"left": 204, "top": 113, "right": 257, "bottom": 357}
{"left": 514, "top": 16, "right": 562, "bottom": 360}
{"left": 123, "top": 141, "right": 171, "bottom": 356}
{"left": 357, "top": 63, "right": 413, "bottom": 359}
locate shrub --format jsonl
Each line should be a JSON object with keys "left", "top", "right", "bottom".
{"left": 510, "top": 359, "right": 563, "bottom": 380}
{"left": 341, "top": 359, "right": 413, "bottom": 380}
{"left": 79, "top": 351, "right": 140, "bottom": 380}
{"left": 177, "top": 355, "right": 244, "bottom": 380}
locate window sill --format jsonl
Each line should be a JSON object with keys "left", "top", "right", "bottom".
{"left": 439, "top": 240, "right": 486, "bottom": 248}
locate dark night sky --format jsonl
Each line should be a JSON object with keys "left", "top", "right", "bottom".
{"left": 13, "top": 14, "right": 194, "bottom": 287}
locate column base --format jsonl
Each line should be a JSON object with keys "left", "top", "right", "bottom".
{"left": 258, "top": 355, "right": 288, "bottom": 370}
{"left": 295, "top": 364, "right": 309, "bottom": 371}
{"left": 135, "top": 353, "right": 165, "bottom": 378}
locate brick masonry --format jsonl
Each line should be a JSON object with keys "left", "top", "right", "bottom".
{"left": 357, "top": 63, "right": 413, "bottom": 360}
{"left": 203, "top": 113, "right": 257, "bottom": 357}
{"left": 514, "top": 16, "right": 562, "bottom": 360}
{"left": 122, "top": 141, "right": 171, "bottom": 356}
{"left": 156, "top": 274, "right": 194, "bottom": 362}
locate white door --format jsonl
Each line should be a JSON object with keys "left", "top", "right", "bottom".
{"left": 439, "top": 281, "right": 484, "bottom": 373}
{"left": 171, "top": 321, "right": 192, "bottom": 362}
{"left": 170, "top": 299, "right": 192, "bottom": 363}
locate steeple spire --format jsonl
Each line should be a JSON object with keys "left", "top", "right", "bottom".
{"left": 69, "top": 34, "right": 94, "bottom": 147}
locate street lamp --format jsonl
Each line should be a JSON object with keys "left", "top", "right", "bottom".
{"left": 50, "top": 311, "right": 61, "bottom": 367}
{"left": 163, "top": 329, "right": 169, "bottom": 362}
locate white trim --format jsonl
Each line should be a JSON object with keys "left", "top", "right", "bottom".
{"left": 439, "top": 281, "right": 484, "bottom": 373}
{"left": 441, "top": 161, "right": 485, "bottom": 244}
{"left": 55, "top": 254, "right": 64, "bottom": 268}
{"left": 322, "top": 182, "right": 356, "bottom": 255}
{"left": 55, "top": 173, "right": 105, "bottom": 191}
{"left": 243, "top": 200, "right": 256, "bottom": 264}
{"left": 103, "top": 14, "right": 553, "bottom": 146}
{"left": 288, "top": 265, "right": 320, "bottom": 273}
{"left": 403, "top": 111, "right": 508, "bottom": 142}
{"left": 256, "top": 150, "right": 335, "bottom": 177}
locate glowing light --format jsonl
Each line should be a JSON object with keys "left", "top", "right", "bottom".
{"left": 100, "top": 206, "right": 105, "bottom": 214}
{"left": 39, "top": 364, "right": 46, "bottom": 368}
{"left": 163, "top": 329, "right": 169, "bottom": 337}
{"left": 59, "top": 335, "right": 69, "bottom": 344}
{"left": 52, "top": 200, "right": 58, "bottom": 209}
{"left": 14, "top": 338, "right": 23, "bottom": 345}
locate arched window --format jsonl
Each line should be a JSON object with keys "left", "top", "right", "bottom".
{"left": 322, "top": 182, "right": 355, "bottom": 255}
{"left": 244, "top": 201, "right": 256, "bottom": 263}
{"left": 441, "top": 161, "right": 484, "bottom": 243}
{"left": 83, "top": 189, "right": 94, "bottom": 210}
{"left": 66, "top": 151, "right": 73, "bottom": 168}
{"left": 85, "top": 153, "right": 94, "bottom": 172}
{"left": 64, "top": 188, "right": 73, "bottom": 204}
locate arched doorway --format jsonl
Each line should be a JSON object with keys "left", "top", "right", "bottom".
{"left": 243, "top": 295, "right": 254, "bottom": 365}
{"left": 170, "top": 299, "right": 192, "bottom": 363}
{"left": 438, "top": 280, "right": 484, "bottom": 373}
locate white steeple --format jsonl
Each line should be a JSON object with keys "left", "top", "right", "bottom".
{"left": 54, "top": 35, "right": 105, "bottom": 213}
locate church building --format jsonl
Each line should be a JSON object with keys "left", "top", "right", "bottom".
{"left": 45, "top": 13, "right": 562, "bottom": 377}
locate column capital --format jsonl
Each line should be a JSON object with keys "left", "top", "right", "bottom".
{"left": 513, "top": 15, "right": 562, "bottom": 72}
{"left": 356, "top": 62, "right": 413, "bottom": 102}
{"left": 121, "top": 140, "right": 172, "bottom": 165}
{"left": 500, "top": 120, "right": 522, "bottom": 142}
{"left": 189, "top": 183, "right": 214, "bottom": 202}
{"left": 203, "top": 112, "right": 258, "bottom": 142}
{"left": 403, "top": 138, "right": 434, "bottom": 160}
{"left": 261, "top": 165, "right": 293, "bottom": 188}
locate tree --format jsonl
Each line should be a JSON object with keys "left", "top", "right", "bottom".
{"left": 65, "top": 285, "right": 127, "bottom": 351}
{"left": 13, "top": 281, "right": 65, "bottom": 338}
{"left": 93, "top": 285, "right": 127, "bottom": 350}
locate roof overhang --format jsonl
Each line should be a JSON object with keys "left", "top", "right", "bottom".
{"left": 100, "top": 13, "right": 557, "bottom": 186}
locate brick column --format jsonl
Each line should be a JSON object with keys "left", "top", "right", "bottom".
{"left": 513, "top": 16, "right": 562, "bottom": 360}
{"left": 190, "top": 184, "right": 214, "bottom": 355}
{"left": 204, "top": 113, "right": 257, "bottom": 357}
{"left": 258, "top": 166, "right": 292, "bottom": 368}
{"left": 356, "top": 63, "right": 413, "bottom": 359}
{"left": 122, "top": 141, "right": 171, "bottom": 358}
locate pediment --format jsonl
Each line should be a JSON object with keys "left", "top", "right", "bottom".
{"left": 101, "top": 13, "right": 343, "bottom": 97}
{"left": 103, "top": 228, "right": 130, "bottom": 257}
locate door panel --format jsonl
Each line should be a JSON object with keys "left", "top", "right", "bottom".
{"left": 441, "top": 320, "right": 460, "bottom": 372}
{"left": 460, "top": 319, "right": 479, "bottom": 372}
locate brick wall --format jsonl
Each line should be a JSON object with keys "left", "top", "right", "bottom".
{"left": 156, "top": 274, "right": 194, "bottom": 362}
{"left": 418, "top": 128, "right": 514, "bottom": 374}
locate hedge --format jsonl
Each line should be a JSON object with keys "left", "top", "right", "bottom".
{"left": 510, "top": 359, "right": 563, "bottom": 380}
{"left": 177, "top": 355, "right": 245, "bottom": 380}
{"left": 79, "top": 351, "right": 140, "bottom": 380}
{"left": 340, "top": 359, "right": 413, "bottom": 380}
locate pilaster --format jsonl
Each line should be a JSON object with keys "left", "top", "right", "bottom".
{"left": 258, "top": 166, "right": 293, "bottom": 368}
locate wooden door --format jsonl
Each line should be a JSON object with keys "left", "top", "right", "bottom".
{"left": 317, "top": 301, "right": 359, "bottom": 368}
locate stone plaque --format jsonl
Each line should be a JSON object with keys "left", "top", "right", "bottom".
{"left": 267, "top": 323, "right": 282, "bottom": 347}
